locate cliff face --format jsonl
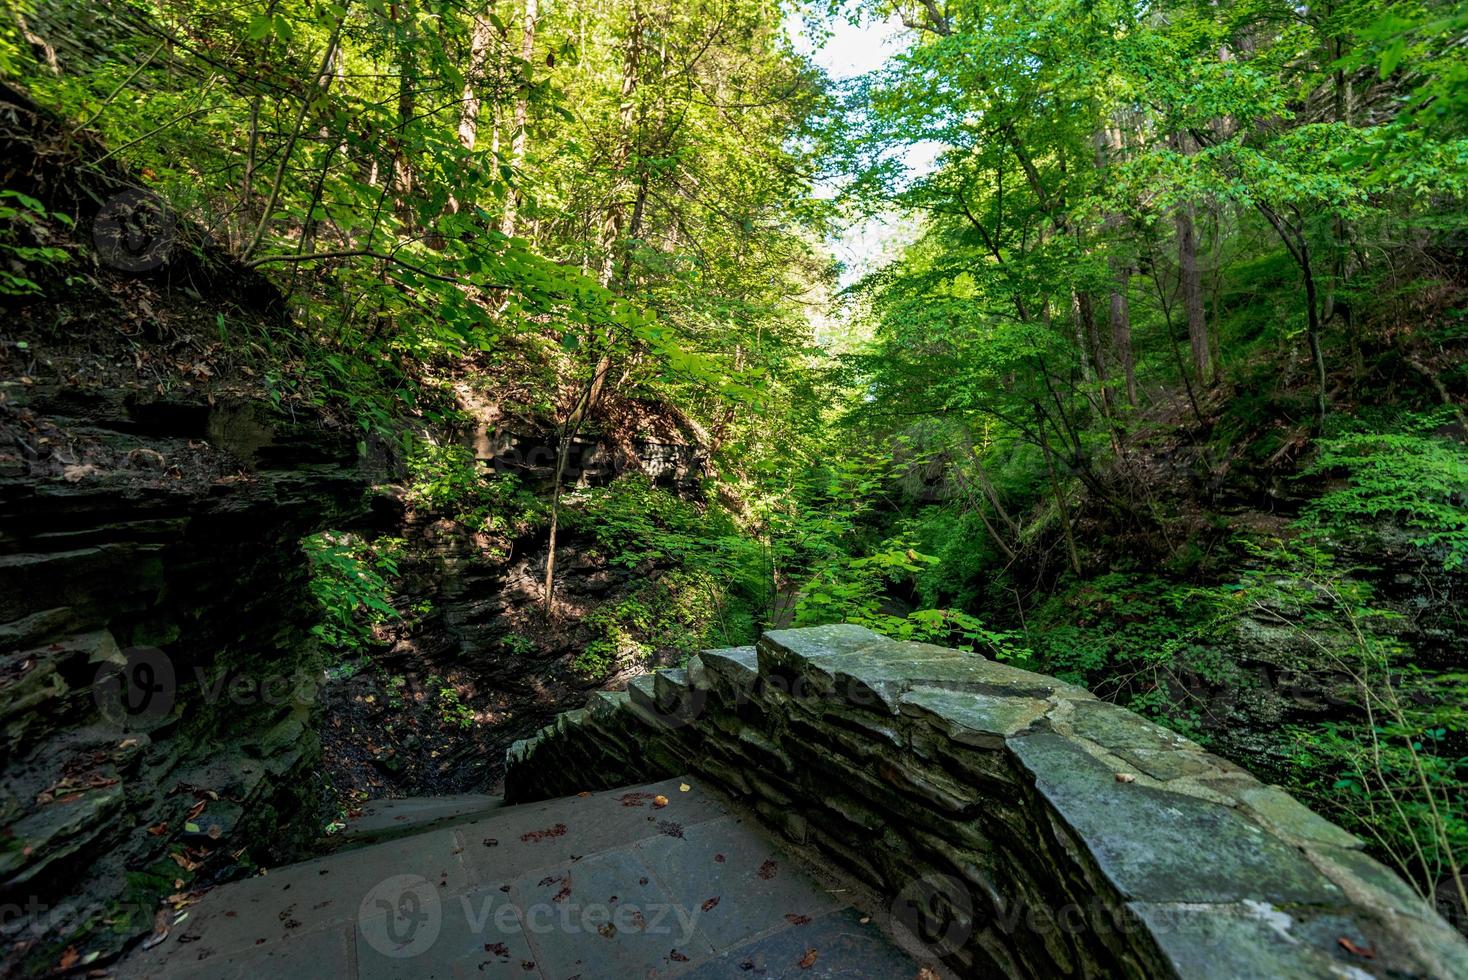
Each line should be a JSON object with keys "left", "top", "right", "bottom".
{"left": 0, "top": 384, "right": 369, "bottom": 974}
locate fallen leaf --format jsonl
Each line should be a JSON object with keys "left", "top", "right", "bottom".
{"left": 619, "top": 792, "right": 657, "bottom": 807}
{"left": 758, "top": 859, "right": 777, "bottom": 880}
{"left": 1114, "top": 773, "right": 1136, "bottom": 783}
{"left": 798, "top": 947, "right": 819, "bottom": 969}
{"left": 669, "top": 950, "right": 690, "bottom": 963}
{"left": 520, "top": 824, "right": 567, "bottom": 843}
{"left": 702, "top": 897, "right": 720, "bottom": 912}
{"left": 653, "top": 795, "right": 669, "bottom": 808}
{"left": 1338, "top": 937, "right": 1376, "bottom": 959}
{"left": 58, "top": 948, "right": 80, "bottom": 970}
{"left": 679, "top": 783, "right": 691, "bottom": 792}
{"left": 784, "top": 913, "right": 811, "bottom": 925}
{"left": 141, "top": 909, "right": 171, "bottom": 949}
{"left": 916, "top": 968, "right": 941, "bottom": 980}
{"left": 169, "top": 852, "right": 200, "bottom": 871}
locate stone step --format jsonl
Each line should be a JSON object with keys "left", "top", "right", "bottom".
{"left": 332, "top": 794, "right": 506, "bottom": 849}
{"left": 116, "top": 775, "right": 921, "bottom": 979}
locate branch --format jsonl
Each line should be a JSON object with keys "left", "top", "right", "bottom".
{"left": 244, "top": 249, "right": 492, "bottom": 286}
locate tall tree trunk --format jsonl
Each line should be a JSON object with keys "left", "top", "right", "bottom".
{"left": 458, "top": 10, "right": 496, "bottom": 150}
{"left": 1096, "top": 126, "right": 1137, "bottom": 408}
{"left": 1037, "top": 406, "right": 1083, "bottom": 577}
{"left": 1301, "top": 241, "right": 1329, "bottom": 430}
{"left": 500, "top": 0, "right": 539, "bottom": 236}
{"left": 1175, "top": 203, "right": 1213, "bottom": 386}
{"left": 546, "top": 1, "right": 641, "bottom": 615}
{"left": 1109, "top": 267, "right": 1137, "bottom": 407}
{"left": 599, "top": 0, "right": 643, "bottom": 287}
{"left": 393, "top": 6, "right": 418, "bottom": 229}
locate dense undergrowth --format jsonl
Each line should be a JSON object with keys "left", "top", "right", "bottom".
{"left": 4, "top": 0, "right": 1467, "bottom": 931}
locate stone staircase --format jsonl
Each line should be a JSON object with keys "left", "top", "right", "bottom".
{"left": 117, "top": 776, "right": 919, "bottom": 979}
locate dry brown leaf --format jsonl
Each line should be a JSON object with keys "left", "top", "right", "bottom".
{"left": 797, "top": 947, "right": 819, "bottom": 969}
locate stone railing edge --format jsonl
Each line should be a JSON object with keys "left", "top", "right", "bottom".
{"left": 505, "top": 624, "right": 1468, "bottom": 979}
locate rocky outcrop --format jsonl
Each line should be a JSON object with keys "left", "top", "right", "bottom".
{"left": 506, "top": 624, "right": 1468, "bottom": 979}
{"left": 0, "top": 384, "right": 367, "bottom": 975}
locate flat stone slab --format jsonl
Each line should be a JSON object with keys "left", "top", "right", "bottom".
{"left": 679, "top": 906, "right": 918, "bottom": 979}
{"left": 636, "top": 815, "right": 846, "bottom": 951}
{"left": 117, "top": 776, "right": 919, "bottom": 979}
{"left": 337, "top": 794, "right": 504, "bottom": 846}
{"left": 1009, "top": 732, "right": 1343, "bottom": 905}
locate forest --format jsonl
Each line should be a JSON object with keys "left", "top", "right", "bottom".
{"left": 1, "top": 0, "right": 1467, "bottom": 967}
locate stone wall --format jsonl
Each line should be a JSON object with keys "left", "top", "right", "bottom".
{"left": 0, "top": 385, "right": 368, "bottom": 975}
{"left": 505, "top": 624, "right": 1468, "bottom": 979}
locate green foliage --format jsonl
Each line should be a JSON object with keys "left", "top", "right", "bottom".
{"left": 567, "top": 476, "right": 766, "bottom": 678}
{"left": 1027, "top": 573, "right": 1222, "bottom": 703}
{"left": 1216, "top": 544, "right": 1468, "bottom": 896}
{"left": 575, "top": 595, "right": 654, "bottom": 679}
{"left": 303, "top": 532, "right": 403, "bottom": 658}
{"left": 430, "top": 678, "right": 476, "bottom": 730}
{"left": 1305, "top": 415, "right": 1468, "bottom": 570}
{"left": 405, "top": 442, "right": 545, "bottom": 543}
{"left": 0, "top": 189, "right": 72, "bottom": 295}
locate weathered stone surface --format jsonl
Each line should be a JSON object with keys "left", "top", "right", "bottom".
{"left": 118, "top": 776, "right": 914, "bottom": 980}
{"left": 505, "top": 628, "right": 1468, "bottom": 979}
{"left": 1009, "top": 732, "right": 1341, "bottom": 905}
{"left": 0, "top": 387, "right": 371, "bottom": 975}
{"left": 899, "top": 686, "right": 1048, "bottom": 747}
{"left": 698, "top": 644, "right": 758, "bottom": 694}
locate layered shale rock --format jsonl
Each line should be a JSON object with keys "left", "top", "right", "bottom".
{"left": 0, "top": 384, "right": 368, "bottom": 974}
{"left": 506, "top": 624, "right": 1468, "bottom": 979}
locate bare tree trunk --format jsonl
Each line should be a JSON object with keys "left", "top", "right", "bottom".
{"left": 599, "top": 0, "right": 643, "bottom": 286}
{"left": 1037, "top": 406, "right": 1083, "bottom": 577}
{"left": 393, "top": 8, "right": 418, "bottom": 229}
{"left": 1301, "top": 243, "right": 1329, "bottom": 430}
{"left": 1096, "top": 126, "right": 1137, "bottom": 408}
{"left": 546, "top": 1, "right": 642, "bottom": 615}
{"left": 500, "top": 0, "right": 539, "bottom": 236}
{"left": 1069, "top": 290, "right": 1094, "bottom": 385}
{"left": 458, "top": 10, "right": 496, "bottom": 150}
{"left": 1175, "top": 203, "right": 1213, "bottom": 386}
{"left": 1109, "top": 267, "right": 1137, "bottom": 407}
